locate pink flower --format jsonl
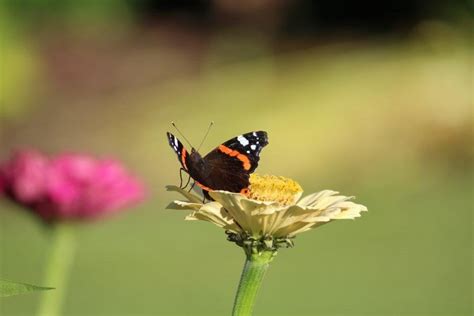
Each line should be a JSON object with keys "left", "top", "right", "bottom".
{"left": 0, "top": 150, "right": 146, "bottom": 222}
{"left": 0, "top": 150, "right": 49, "bottom": 203}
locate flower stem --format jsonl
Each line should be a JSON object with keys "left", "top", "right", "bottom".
{"left": 37, "top": 223, "right": 76, "bottom": 316}
{"left": 232, "top": 251, "right": 275, "bottom": 316}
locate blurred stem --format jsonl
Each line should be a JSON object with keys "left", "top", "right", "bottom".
{"left": 232, "top": 251, "right": 275, "bottom": 316}
{"left": 37, "top": 223, "right": 76, "bottom": 316}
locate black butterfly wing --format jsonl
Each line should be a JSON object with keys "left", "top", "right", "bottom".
{"left": 166, "top": 132, "right": 190, "bottom": 171}
{"left": 202, "top": 131, "right": 269, "bottom": 193}
{"left": 220, "top": 131, "right": 268, "bottom": 173}
{"left": 201, "top": 152, "right": 250, "bottom": 193}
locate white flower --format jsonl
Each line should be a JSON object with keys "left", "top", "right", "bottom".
{"left": 167, "top": 174, "right": 367, "bottom": 251}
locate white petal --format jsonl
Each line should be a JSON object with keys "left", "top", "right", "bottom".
{"left": 312, "top": 195, "right": 353, "bottom": 210}
{"left": 166, "top": 201, "right": 202, "bottom": 211}
{"left": 209, "top": 191, "right": 289, "bottom": 236}
{"left": 297, "top": 190, "right": 339, "bottom": 207}
{"left": 186, "top": 201, "right": 239, "bottom": 230}
{"left": 166, "top": 185, "right": 203, "bottom": 203}
{"left": 333, "top": 203, "right": 368, "bottom": 219}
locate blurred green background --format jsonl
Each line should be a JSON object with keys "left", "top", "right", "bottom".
{"left": 0, "top": 1, "right": 472, "bottom": 315}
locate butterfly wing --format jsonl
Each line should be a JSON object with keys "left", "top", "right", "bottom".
{"left": 166, "top": 132, "right": 190, "bottom": 171}
{"left": 219, "top": 131, "right": 268, "bottom": 173}
{"left": 202, "top": 131, "right": 269, "bottom": 192}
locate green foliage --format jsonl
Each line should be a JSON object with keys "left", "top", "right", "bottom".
{"left": 0, "top": 279, "right": 53, "bottom": 298}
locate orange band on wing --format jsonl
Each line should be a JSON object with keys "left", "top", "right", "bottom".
{"left": 218, "top": 145, "right": 251, "bottom": 170}
{"left": 196, "top": 181, "right": 212, "bottom": 191}
{"left": 237, "top": 154, "right": 251, "bottom": 170}
{"left": 240, "top": 188, "right": 250, "bottom": 196}
{"left": 181, "top": 148, "right": 188, "bottom": 170}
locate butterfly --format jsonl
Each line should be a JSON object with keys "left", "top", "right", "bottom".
{"left": 167, "top": 130, "right": 269, "bottom": 198}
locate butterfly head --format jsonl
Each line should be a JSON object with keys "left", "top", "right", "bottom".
{"left": 189, "top": 147, "right": 204, "bottom": 164}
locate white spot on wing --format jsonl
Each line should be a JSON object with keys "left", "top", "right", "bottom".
{"left": 253, "top": 132, "right": 257, "bottom": 136}
{"left": 237, "top": 135, "right": 249, "bottom": 146}
{"left": 250, "top": 144, "right": 257, "bottom": 150}
{"left": 174, "top": 137, "right": 178, "bottom": 147}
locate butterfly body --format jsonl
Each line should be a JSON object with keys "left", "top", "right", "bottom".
{"left": 167, "top": 131, "right": 268, "bottom": 195}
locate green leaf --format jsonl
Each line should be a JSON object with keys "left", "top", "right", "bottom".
{"left": 0, "top": 279, "right": 54, "bottom": 297}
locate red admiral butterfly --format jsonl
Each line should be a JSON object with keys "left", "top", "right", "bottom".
{"left": 167, "top": 129, "right": 268, "bottom": 198}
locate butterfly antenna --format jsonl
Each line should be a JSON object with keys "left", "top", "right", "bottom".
{"left": 197, "top": 121, "right": 214, "bottom": 151}
{"left": 171, "top": 121, "right": 193, "bottom": 149}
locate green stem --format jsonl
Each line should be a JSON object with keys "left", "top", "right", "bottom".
{"left": 37, "top": 223, "right": 76, "bottom": 316}
{"left": 232, "top": 251, "right": 275, "bottom": 316}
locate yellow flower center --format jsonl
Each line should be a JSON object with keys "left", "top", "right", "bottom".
{"left": 247, "top": 174, "right": 303, "bottom": 206}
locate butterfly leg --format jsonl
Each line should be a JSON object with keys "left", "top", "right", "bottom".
{"left": 183, "top": 173, "right": 191, "bottom": 190}
{"left": 187, "top": 181, "right": 196, "bottom": 192}
{"left": 202, "top": 190, "right": 213, "bottom": 202}
{"left": 179, "top": 168, "right": 184, "bottom": 188}
{"left": 179, "top": 168, "right": 187, "bottom": 189}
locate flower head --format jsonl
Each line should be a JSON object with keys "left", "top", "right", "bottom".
{"left": 0, "top": 150, "right": 49, "bottom": 203}
{"left": 167, "top": 174, "right": 367, "bottom": 254}
{"left": 0, "top": 150, "right": 146, "bottom": 222}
